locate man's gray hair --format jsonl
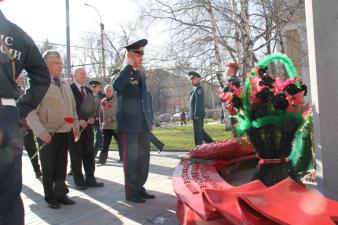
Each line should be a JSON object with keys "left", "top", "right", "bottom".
{"left": 42, "top": 50, "right": 62, "bottom": 62}
{"left": 104, "top": 84, "right": 113, "bottom": 93}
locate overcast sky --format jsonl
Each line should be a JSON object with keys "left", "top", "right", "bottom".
{"left": 1, "top": 0, "right": 138, "bottom": 44}
{"left": 0, "top": 0, "right": 168, "bottom": 51}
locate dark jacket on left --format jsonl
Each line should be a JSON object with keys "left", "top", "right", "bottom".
{"left": 0, "top": 10, "right": 50, "bottom": 118}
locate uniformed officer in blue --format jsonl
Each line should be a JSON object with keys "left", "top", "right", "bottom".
{"left": 188, "top": 71, "right": 214, "bottom": 146}
{"left": 112, "top": 39, "right": 155, "bottom": 203}
{"left": 0, "top": 1, "right": 51, "bottom": 224}
{"left": 89, "top": 80, "right": 106, "bottom": 158}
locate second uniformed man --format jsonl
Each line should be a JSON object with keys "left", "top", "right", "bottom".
{"left": 188, "top": 71, "right": 214, "bottom": 146}
{"left": 113, "top": 39, "right": 155, "bottom": 203}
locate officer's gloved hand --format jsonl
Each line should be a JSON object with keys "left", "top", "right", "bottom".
{"left": 127, "top": 57, "right": 134, "bottom": 67}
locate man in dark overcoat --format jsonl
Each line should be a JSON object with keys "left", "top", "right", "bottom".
{"left": 0, "top": 2, "right": 50, "bottom": 223}
{"left": 189, "top": 71, "right": 214, "bottom": 146}
{"left": 113, "top": 39, "right": 155, "bottom": 203}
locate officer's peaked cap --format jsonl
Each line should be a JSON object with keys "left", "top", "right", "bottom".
{"left": 89, "top": 80, "right": 102, "bottom": 86}
{"left": 125, "top": 39, "right": 148, "bottom": 54}
{"left": 226, "top": 63, "right": 239, "bottom": 69}
{"left": 188, "top": 71, "right": 201, "bottom": 79}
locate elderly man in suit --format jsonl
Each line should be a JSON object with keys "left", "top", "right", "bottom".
{"left": 69, "top": 67, "right": 104, "bottom": 190}
{"left": 113, "top": 39, "right": 155, "bottom": 203}
{"left": 27, "top": 50, "right": 80, "bottom": 209}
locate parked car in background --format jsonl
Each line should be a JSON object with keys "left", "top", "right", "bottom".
{"left": 158, "top": 113, "right": 172, "bottom": 122}
{"left": 171, "top": 113, "right": 181, "bottom": 121}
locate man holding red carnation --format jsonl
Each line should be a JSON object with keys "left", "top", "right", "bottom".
{"left": 27, "top": 50, "right": 80, "bottom": 209}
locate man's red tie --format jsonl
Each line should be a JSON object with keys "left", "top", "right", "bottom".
{"left": 80, "top": 86, "right": 85, "bottom": 99}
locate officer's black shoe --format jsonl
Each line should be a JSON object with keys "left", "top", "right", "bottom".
{"left": 140, "top": 192, "right": 155, "bottom": 199}
{"left": 57, "top": 196, "right": 75, "bottom": 205}
{"left": 35, "top": 170, "right": 42, "bottom": 179}
{"left": 86, "top": 181, "right": 104, "bottom": 188}
{"left": 47, "top": 200, "right": 60, "bottom": 209}
{"left": 99, "top": 152, "right": 108, "bottom": 164}
{"left": 157, "top": 145, "right": 164, "bottom": 154}
{"left": 126, "top": 196, "right": 146, "bottom": 203}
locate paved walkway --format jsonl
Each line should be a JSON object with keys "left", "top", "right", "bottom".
{"left": 22, "top": 151, "right": 185, "bottom": 225}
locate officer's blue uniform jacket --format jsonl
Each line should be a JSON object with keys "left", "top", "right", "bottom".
{"left": 189, "top": 84, "right": 206, "bottom": 119}
{"left": 112, "top": 65, "right": 152, "bottom": 132}
{"left": 0, "top": 10, "right": 50, "bottom": 118}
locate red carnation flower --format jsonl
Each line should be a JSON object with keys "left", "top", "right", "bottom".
{"left": 101, "top": 101, "right": 106, "bottom": 107}
{"left": 97, "top": 109, "right": 102, "bottom": 113}
{"left": 107, "top": 102, "right": 112, "bottom": 108}
{"left": 64, "top": 117, "right": 74, "bottom": 124}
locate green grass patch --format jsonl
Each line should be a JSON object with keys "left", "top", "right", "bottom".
{"left": 108, "top": 123, "right": 232, "bottom": 151}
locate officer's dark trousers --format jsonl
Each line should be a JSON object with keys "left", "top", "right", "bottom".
{"left": 101, "top": 129, "right": 120, "bottom": 159}
{"left": 0, "top": 106, "right": 24, "bottom": 225}
{"left": 93, "top": 120, "right": 103, "bottom": 151}
{"left": 69, "top": 126, "right": 96, "bottom": 186}
{"left": 23, "top": 129, "right": 40, "bottom": 174}
{"left": 193, "top": 118, "right": 214, "bottom": 146}
{"left": 149, "top": 132, "right": 164, "bottom": 150}
{"left": 38, "top": 133, "right": 69, "bottom": 202}
{"left": 120, "top": 131, "right": 150, "bottom": 198}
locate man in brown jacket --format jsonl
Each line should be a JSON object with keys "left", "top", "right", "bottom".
{"left": 27, "top": 50, "right": 80, "bottom": 209}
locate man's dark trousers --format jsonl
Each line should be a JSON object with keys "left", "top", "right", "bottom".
{"left": 120, "top": 131, "right": 150, "bottom": 198}
{"left": 23, "top": 129, "right": 40, "bottom": 174}
{"left": 69, "top": 126, "right": 96, "bottom": 186}
{"left": 38, "top": 133, "right": 69, "bottom": 202}
{"left": 101, "top": 129, "right": 120, "bottom": 159}
{"left": 193, "top": 118, "right": 213, "bottom": 146}
{"left": 93, "top": 120, "right": 103, "bottom": 155}
{"left": 0, "top": 106, "right": 24, "bottom": 225}
{"left": 149, "top": 132, "right": 164, "bottom": 150}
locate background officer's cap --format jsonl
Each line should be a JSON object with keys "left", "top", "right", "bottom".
{"left": 188, "top": 71, "right": 201, "bottom": 79}
{"left": 226, "top": 63, "right": 239, "bottom": 69}
{"left": 125, "top": 39, "right": 148, "bottom": 55}
{"left": 89, "top": 80, "right": 101, "bottom": 86}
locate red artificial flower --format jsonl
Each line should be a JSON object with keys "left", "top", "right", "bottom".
{"left": 220, "top": 92, "right": 233, "bottom": 103}
{"left": 64, "top": 117, "right": 74, "bottom": 124}
{"left": 107, "top": 102, "right": 112, "bottom": 108}
{"left": 97, "top": 108, "right": 102, "bottom": 113}
{"left": 101, "top": 101, "right": 106, "bottom": 107}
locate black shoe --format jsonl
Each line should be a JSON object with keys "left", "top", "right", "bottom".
{"left": 57, "top": 196, "right": 75, "bottom": 205}
{"left": 140, "top": 192, "right": 155, "bottom": 199}
{"left": 99, "top": 152, "right": 108, "bottom": 164}
{"left": 126, "top": 196, "right": 146, "bottom": 203}
{"left": 68, "top": 170, "right": 72, "bottom": 176}
{"left": 35, "top": 170, "right": 42, "bottom": 179}
{"left": 86, "top": 182, "right": 104, "bottom": 187}
{"left": 47, "top": 200, "right": 60, "bottom": 209}
{"left": 157, "top": 145, "right": 164, "bottom": 154}
{"left": 75, "top": 184, "right": 87, "bottom": 190}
